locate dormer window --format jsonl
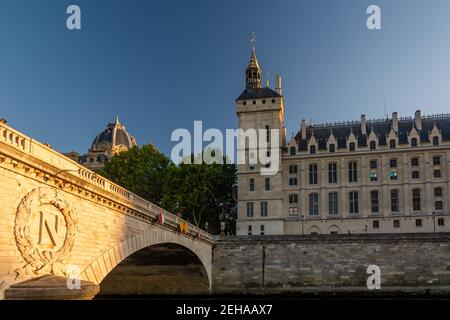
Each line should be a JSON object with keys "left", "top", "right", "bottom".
{"left": 310, "top": 145, "right": 316, "bottom": 154}
{"left": 411, "top": 138, "right": 417, "bottom": 147}
{"left": 262, "top": 100, "right": 266, "bottom": 104}
{"left": 390, "top": 139, "right": 396, "bottom": 149}
{"left": 329, "top": 144, "right": 335, "bottom": 153}
{"left": 370, "top": 141, "right": 376, "bottom": 150}
{"left": 243, "top": 101, "right": 247, "bottom": 106}
{"left": 433, "top": 136, "right": 439, "bottom": 146}
{"left": 290, "top": 146, "right": 296, "bottom": 155}
{"left": 349, "top": 142, "right": 356, "bottom": 151}
{"left": 252, "top": 100, "right": 256, "bottom": 105}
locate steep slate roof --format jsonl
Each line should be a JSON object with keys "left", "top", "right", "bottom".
{"left": 237, "top": 87, "right": 281, "bottom": 100}
{"left": 293, "top": 114, "right": 450, "bottom": 151}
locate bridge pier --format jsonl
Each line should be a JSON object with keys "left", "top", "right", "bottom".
{"left": 4, "top": 275, "right": 99, "bottom": 300}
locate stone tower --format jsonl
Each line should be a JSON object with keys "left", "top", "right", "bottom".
{"left": 235, "top": 38, "right": 286, "bottom": 235}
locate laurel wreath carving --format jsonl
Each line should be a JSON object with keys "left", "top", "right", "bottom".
{"left": 14, "top": 187, "right": 76, "bottom": 279}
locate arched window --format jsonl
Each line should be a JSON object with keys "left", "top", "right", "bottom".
{"left": 390, "top": 139, "right": 396, "bottom": 149}
{"left": 349, "top": 142, "right": 356, "bottom": 151}
{"left": 290, "top": 146, "right": 296, "bottom": 155}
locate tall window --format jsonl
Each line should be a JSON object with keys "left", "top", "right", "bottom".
{"left": 390, "top": 139, "right": 396, "bottom": 149}
{"left": 434, "top": 187, "right": 443, "bottom": 197}
{"left": 309, "top": 193, "right": 319, "bottom": 215}
{"left": 246, "top": 202, "right": 254, "bottom": 217}
{"left": 391, "top": 190, "right": 399, "bottom": 212}
{"left": 349, "top": 142, "right": 356, "bottom": 151}
{"left": 260, "top": 201, "right": 268, "bottom": 217}
{"left": 433, "top": 156, "right": 441, "bottom": 165}
{"left": 289, "top": 194, "right": 298, "bottom": 216}
{"left": 265, "top": 178, "right": 270, "bottom": 191}
{"left": 309, "top": 164, "right": 318, "bottom": 184}
{"left": 349, "top": 191, "right": 359, "bottom": 213}
{"left": 328, "top": 192, "right": 338, "bottom": 215}
{"left": 310, "top": 145, "right": 316, "bottom": 154}
{"left": 260, "top": 225, "right": 265, "bottom": 235}
{"left": 290, "top": 146, "right": 296, "bottom": 155}
{"left": 248, "top": 225, "right": 252, "bottom": 235}
{"left": 433, "top": 136, "right": 439, "bottom": 146}
{"left": 412, "top": 189, "right": 421, "bottom": 211}
{"left": 348, "top": 161, "right": 357, "bottom": 182}
{"left": 390, "top": 159, "right": 397, "bottom": 168}
{"left": 249, "top": 178, "right": 255, "bottom": 192}
{"left": 412, "top": 171, "right": 419, "bottom": 179}
{"left": 329, "top": 144, "right": 335, "bottom": 153}
{"left": 265, "top": 125, "right": 270, "bottom": 143}
{"left": 289, "top": 177, "right": 298, "bottom": 186}
{"left": 370, "top": 160, "right": 377, "bottom": 169}
{"left": 411, "top": 158, "right": 419, "bottom": 166}
{"left": 370, "top": 191, "right": 379, "bottom": 213}
{"left": 289, "top": 165, "right": 298, "bottom": 174}
{"left": 328, "top": 162, "right": 337, "bottom": 184}
{"left": 411, "top": 138, "right": 417, "bottom": 147}
{"left": 370, "top": 141, "right": 376, "bottom": 150}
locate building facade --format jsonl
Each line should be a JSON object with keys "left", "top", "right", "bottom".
{"left": 63, "top": 116, "right": 137, "bottom": 171}
{"left": 235, "top": 47, "right": 450, "bottom": 235}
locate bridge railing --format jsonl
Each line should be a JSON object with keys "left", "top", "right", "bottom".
{"left": 0, "top": 121, "right": 213, "bottom": 243}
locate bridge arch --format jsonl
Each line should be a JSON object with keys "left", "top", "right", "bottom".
{"left": 80, "top": 230, "right": 212, "bottom": 294}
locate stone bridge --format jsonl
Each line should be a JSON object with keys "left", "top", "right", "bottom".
{"left": 0, "top": 122, "right": 214, "bottom": 299}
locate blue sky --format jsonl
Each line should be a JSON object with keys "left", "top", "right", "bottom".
{"left": 1, "top": 0, "right": 450, "bottom": 156}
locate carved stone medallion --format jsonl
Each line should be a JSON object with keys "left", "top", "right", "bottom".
{"left": 14, "top": 187, "right": 75, "bottom": 279}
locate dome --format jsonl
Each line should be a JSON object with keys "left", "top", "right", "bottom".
{"left": 90, "top": 116, "right": 137, "bottom": 154}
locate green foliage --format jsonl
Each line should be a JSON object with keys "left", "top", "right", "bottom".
{"left": 100, "top": 144, "right": 170, "bottom": 205}
{"left": 99, "top": 146, "right": 237, "bottom": 234}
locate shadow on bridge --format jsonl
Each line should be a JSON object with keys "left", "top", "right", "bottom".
{"left": 95, "top": 243, "right": 210, "bottom": 297}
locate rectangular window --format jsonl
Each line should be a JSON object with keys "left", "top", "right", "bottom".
{"left": 289, "top": 207, "right": 298, "bottom": 216}
{"left": 289, "top": 165, "right": 298, "bottom": 174}
{"left": 370, "top": 191, "right": 379, "bottom": 213}
{"left": 265, "top": 125, "right": 270, "bottom": 143}
{"left": 260, "top": 201, "right": 268, "bottom": 217}
{"left": 389, "top": 171, "right": 398, "bottom": 180}
{"left": 349, "top": 191, "right": 359, "bottom": 214}
{"left": 248, "top": 225, "right": 252, "bottom": 235}
{"left": 289, "top": 177, "right": 298, "bottom": 186}
{"left": 328, "top": 162, "right": 337, "bottom": 184}
{"left": 412, "top": 171, "right": 420, "bottom": 179}
{"left": 433, "top": 136, "right": 439, "bottom": 146}
{"left": 249, "top": 178, "right": 255, "bottom": 192}
{"left": 260, "top": 225, "right": 265, "bottom": 235}
{"left": 394, "top": 220, "right": 400, "bottom": 228}
{"left": 435, "top": 201, "right": 443, "bottom": 211}
{"left": 246, "top": 202, "right": 254, "bottom": 217}
{"left": 433, "top": 156, "right": 441, "bottom": 165}
{"left": 369, "top": 172, "right": 378, "bottom": 182}
{"left": 370, "top": 160, "right": 377, "bottom": 169}
{"left": 348, "top": 161, "right": 357, "bottom": 183}
{"left": 328, "top": 192, "right": 338, "bottom": 215}
{"left": 412, "top": 189, "right": 421, "bottom": 211}
{"left": 349, "top": 142, "right": 356, "bottom": 151}
{"left": 411, "top": 158, "right": 419, "bottom": 166}
{"left": 309, "top": 164, "right": 318, "bottom": 185}
{"left": 390, "top": 159, "right": 397, "bottom": 168}
{"left": 391, "top": 190, "right": 399, "bottom": 212}
{"left": 309, "top": 193, "right": 319, "bottom": 215}
{"left": 438, "top": 218, "right": 445, "bottom": 226}
{"left": 415, "top": 219, "right": 422, "bottom": 227}
{"left": 265, "top": 178, "right": 270, "bottom": 191}
{"left": 289, "top": 194, "right": 298, "bottom": 204}
{"left": 373, "top": 220, "right": 379, "bottom": 229}
{"left": 434, "top": 169, "right": 442, "bottom": 178}
{"left": 435, "top": 187, "right": 443, "bottom": 197}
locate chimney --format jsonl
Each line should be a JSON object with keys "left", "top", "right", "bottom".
{"left": 275, "top": 74, "right": 282, "bottom": 95}
{"left": 301, "top": 119, "right": 306, "bottom": 140}
{"left": 415, "top": 109, "right": 422, "bottom": 131}
{"left": 360, "top": 114, "right": 367, "bottom": 135}
{"left": 392, "top": 112, "right": 398, "bottom": 133}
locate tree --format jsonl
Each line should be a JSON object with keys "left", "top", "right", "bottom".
{"left": 161, "top": 154, "right": 237, "bottom": 234}
{"left": 100, "top": 144, "right": 170, "bottom": 205}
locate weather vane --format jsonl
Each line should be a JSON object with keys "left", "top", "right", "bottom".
{"left": 250, "top": 32, "right": 256, "bottom": 49}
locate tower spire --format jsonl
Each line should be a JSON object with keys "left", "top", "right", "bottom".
{"left": 115, "top": 115, "right": 119, "bottom": 125}
{"left": 245, "top": 33, "right": 262, "bottom": 90}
